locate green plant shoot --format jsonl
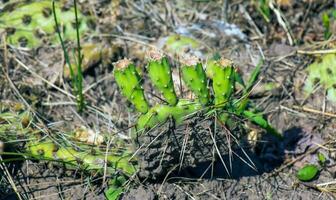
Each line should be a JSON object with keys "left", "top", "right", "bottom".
{"left": 52, "top": 0, "right": 85, "bottom": 112}
{"left": 146, "top": 50, "right": 178, "bottom": 106}
{"left": 181, "top": 56, "right": 210, "bottom": 105}
{"left": 113, "top": 59, "right": 149, "bottom": 114}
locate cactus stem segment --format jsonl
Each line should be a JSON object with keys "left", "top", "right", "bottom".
{"left": 114, "top": 59, "right": 149, "bottom": 113}
{"left": 146, "top": 50, "right": 178, "bottom": 106}
{"left": 136, "top": 99, "right": 202, "bottom": 132}
{"left": 207, "top": 58, "right": 236, "bottom": 107}
{"left": 181, "top": 55, "right": 210, "bottom": 105}
{"left": 27, "top": 141, "right": 136, "bottom": 174}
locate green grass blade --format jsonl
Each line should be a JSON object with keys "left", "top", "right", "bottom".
{"left": 52, "top": 1, "right": 74, "bottom": 81}
{"left": 52, "top": 0, "right": 85, "bottom": 112}
{"left": 73, "top": 0, "right": 85, "bottom": 111}
{"left": 245, "top": 59, "right": 262, "bottom": 93}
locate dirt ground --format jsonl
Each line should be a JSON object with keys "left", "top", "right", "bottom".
{"left": 1, "top": 0, "right": 336, "bottom": 199}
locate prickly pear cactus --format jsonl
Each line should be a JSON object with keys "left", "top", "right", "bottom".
{"left": 0, "top": 101, "right": 135, "bottom": 176}
{"left": 207, "top": 58, "right": 236, "bottom": 106}
{"left": 181, "top": 55, "right": 210, "bottom": 105}
{"left": 0, "top": 1, "right": 90, "bottom": 48}
{"left": 163, "top": 34, "right": 201, "bottom": 55}
{"left": 304, "top": 53, "right": 336, "bottom": 102}
{"left": 147, "top": 50, "right": 178, "bottom": 106}
{"left": 113, "top": 50, "right": 279, "bottom": 179}
{"left": 114, "top": 59, "right": 150, "bottom": 113}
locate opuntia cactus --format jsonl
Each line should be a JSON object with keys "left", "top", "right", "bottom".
{"left": 112, "top": 50, "right": 280, "bottom": 179}
{"left": 181, "top": 55, "right": 210, "bottom": 105}
{"left": 113, "top": 59, "right": 149, "bottom": 113}
{"left": 0, "top": 103, "right": 136, "bottom": 176}
{"left": 112, "top": 50, "right": 279, "bottom": 138}
{"left": 0, "top": 0, "right": 90, "bottom": 48}
{"left": 146, "top": 50, "right": 178, "bottom": 106}
{"left": 207, "top": 58, "right": 235, "bottom": 107}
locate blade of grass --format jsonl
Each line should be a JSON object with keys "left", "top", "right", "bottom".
{"left": 234, "top": 59, "right": 262, "bottom": 114}
{"left": 52, "top": 1, "right": 75, "bottom": 84}
{"left": 73, "top": 0, "right": 85, "bottom": 112}
{"left": 245, "top": 59, "right": 262, "bottom": 93}
{"left": 52, "top": 0, "right": 85, "bottom": 112}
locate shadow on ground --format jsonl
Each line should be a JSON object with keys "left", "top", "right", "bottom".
{"left": 171, "top": 127, "right": 304, "bottom": 180}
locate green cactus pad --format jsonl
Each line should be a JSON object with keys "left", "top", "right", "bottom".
{"left": 27, "top": 141, "right": 136, "bottom": 174}
{"left": 207, "top": 58, "right": 235, "bottom": 106}
{"left": 113, "top": 59, "right": 149, "bottom": 113}
{"left": 147, "top": 50, "right": 178, "bottom": 106}
{"left": 109, "top": 153, "right": 136, "bottom": 175}
{"left": 0, "top": 1, "right": 90, "bottom": 48}
{"left": 206, "top": 58, "right": 244, "bottom": 86}
{"left": 181, "top": 56, "right": 210, "bottom": 105}
{"left": 136, "top": 99, "right": 202, "bottom": 132}
{"left": 1, "top": 103, "right": 136, "bottom": 178}
{"left": 304, "top": 53, "right": 336, "bottom": 102}
{"left": 164, "top": 34, "right": 201, "bottom": 54}
{"left": 205, "top": 59, "right": 217, "bottom": 79}
{"left": 28, "top": 141, "right": 57, "bottom": 160}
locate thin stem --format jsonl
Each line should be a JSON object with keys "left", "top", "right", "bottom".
{"left": 74, "top": 0, "right": 85, "bottom": 112}
{"left": 52, "top": 0, "right": 85, "bottom": 112}
{"left": 52, "top": 1, "right": 75, "bottom": 82}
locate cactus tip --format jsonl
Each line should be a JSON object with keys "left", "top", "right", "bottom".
{"left": 218, "top": 58, "right": 233, "bottom": 68}
{"left": 146, "top": 49, "right": 164, "bottom": 61}
{"left": 114, "top": 58, "right": 132, "bottom": 70}
{"left": 181, "top": 54, "right": 200, "bottom": 67}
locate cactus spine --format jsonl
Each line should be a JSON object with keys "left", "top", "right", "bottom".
{"left": 181, "top": 56, "right": 210, "bottom": 105}
{"left": 147, "top": 50, "right": 178, "bottom": 106}
{"left": 113, "top": 59, "right": 149, "bottom": 113}
{"left": 207, "top": 58, "right": 235, "bottom": 106}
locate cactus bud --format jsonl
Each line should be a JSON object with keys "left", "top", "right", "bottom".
{"left": 113, "top": 59, "right": 149, "bottom": 113}
{"left": 146, "top": 50, "right": 177, "bottom": 106}
{"left": 181, "top": 55, "right": 210, "bottom": 105}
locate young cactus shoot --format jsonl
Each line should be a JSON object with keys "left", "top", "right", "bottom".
{"left": 113, "top": 59, "right": 149, "bottom": 113}
{"left": 112, "top": 55, "right": 280, "bottom": 139}
{"left": 146, "top": 50, "right": 178, "bottom": 106}
{"left": 207, "top": 58, "right": 236, "bottom": 107}
{"left": 181, "top": 55, "right": 210, "bottom": 105}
